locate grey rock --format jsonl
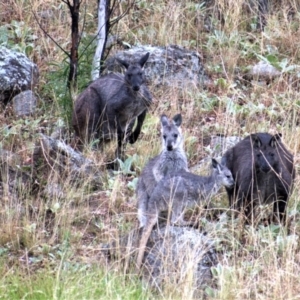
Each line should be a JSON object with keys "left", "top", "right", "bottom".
{"left": 50, "top": 119, "right": 68, "bottom": 140}
{"left": 209, "top": 135, "right": 242, "bottom": 157}
{"left": 0, "top": 46, "right": 39, "bottom": 104}
{"left": 143, "top": 226, "right": 217, "bottom": 296}
{"left": 13, "top": 90, "right": 37, "bottom": 117}
{"left": 50, "top": 127, "right": 68, "bottom": 140}
{"left": 249, "top": 61, "right": 281, "bottom": 80}
{"left": 43, "top": 183, "right": 65, "bottom": 199}
{"left": 33, "top": 134, "right": 103, "bottom": 192}
{"left": 105, "top": 45, "right": 207, "bottom": 87}
{"left": 190, "top": 135, "right": 241, "bottom": 172}
{"left": 101, "top": 225, "right": 217, "bottom": 297}
{"left": 0, "top": 149, "right": 32, "bottom": 200}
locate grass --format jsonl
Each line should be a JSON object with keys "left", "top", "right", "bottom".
{"left": 1, "top": 0, "right": 300, "bottom": 299}
{"left": 0, "top": 261, "right": 149, "bottom": 299}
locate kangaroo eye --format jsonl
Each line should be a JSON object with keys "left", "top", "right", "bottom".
{"left": 173, "top": 134, "right": 178, "bottom": 138}
{"left": 163, "top": 135, "right": 167, "bottom": 140}
{"left": 269, "top": 152, "right": 274, "bottom": 157}
{"left": 138, "top": 72, "right": 142, "bottom": 76}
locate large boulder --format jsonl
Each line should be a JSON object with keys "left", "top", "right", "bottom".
{"left": 142, "top": 226, "right": 217, "bottom": 296}
{"left": 0, "top": 133, "right": 103, "bottom": 201}
{"left": 0, "top": 46, "right": 39, "bottom": 104}
{"left": 33, "top": 134, "right": 103, "bottom": 197}
{"left": 105, "top": 45, "right": 207, "bottom": 87}
{"left": 102, "top": 225, "right": 217, "bottom": 297}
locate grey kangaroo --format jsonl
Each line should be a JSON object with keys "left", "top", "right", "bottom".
{"left": 72, "top": 52, "right": 152, "bottom": 162}
{"left": 221, "top": 132, "right": 294, "bottom": 223}
{"left": 137, "top": 113, "right": 188, "bottom": 228}
{"left": 136, "top": 158, "right": 234, "bottom": 269}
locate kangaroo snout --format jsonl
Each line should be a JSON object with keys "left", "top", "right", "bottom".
{"left": 258, "top": 154, "right": 273, "bottom": 173}
{"left": 167, "top": 145, "right": 173, "bottom": 151}
{"left": 260, "top": 165, "right": 271, "bottom": 173}
{"left": 224, "top": 175, "right": 235, "bottom": 188}
{"left": 227, "top": 178, "right": 235, "bottom": 188}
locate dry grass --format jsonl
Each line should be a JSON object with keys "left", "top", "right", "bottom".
{"left": 1, "top": 0, "right": 300, "bottom": 298}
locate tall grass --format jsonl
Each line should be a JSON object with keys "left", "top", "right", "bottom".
{"left": 0, "top": 0, "right": 300, "bottom": 299}
{"left": 0, "top": 263, "right": 149, "bottom": 299}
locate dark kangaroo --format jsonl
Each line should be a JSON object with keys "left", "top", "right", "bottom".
{"left": 137, "top": 113, "right": 188, "bottom": 228}
{"left": 136, "top": 158, "right": 234, "bottom": 269}
{"left": 72, "top": 52, "right": 152, "bottom": 162}
{"left": 221, "top": 132, "right": 295, "bottom": 223}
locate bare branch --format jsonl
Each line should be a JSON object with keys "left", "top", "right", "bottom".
{"left": 78, "top": 2, "right": 87, "bottom": 47}
{"left": 109, "top": 1, "right": 136, "bottom": 28}
{"left": 61, "top": 0, "right": 71, "bottom": 6}
{"left": 32, "top": 10, "right": 70, "bottom": 58}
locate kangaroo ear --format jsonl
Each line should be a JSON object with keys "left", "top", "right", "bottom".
{"left": 212, "top": 158, "right": 222, "bottom": 173}
{"left": 221, "top": 155, "right": 227, "bottom": 166}
{"left": 139, "top": 52, "right": 150, "bottom": 68}
{"left": 270, "top": 133, "right": 282, "bottom": 147}
{"left": 172, "top": 114, "right": 182, "bottom": 127}
{"left": 116, "top": 57, "right": 129, "bottom": 69}
{"left": 211, "top": 158, "right": 219, "bottom": 169}
{"left": 161, "top": 114, "right": 169, "bottom": 127}
{"left": 250, "top": 134, "right": 262, "bottom": 148}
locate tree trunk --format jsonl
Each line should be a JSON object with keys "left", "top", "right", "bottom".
{"left": 91, "top": 0, "right": 110, "bottom": 80}
{"left": 68, "top": 0, "right": 81, "bottom": 91}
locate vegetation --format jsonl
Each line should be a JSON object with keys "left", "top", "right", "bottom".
{"left": 1, "top": 0, "right": 300, "bottom": 299}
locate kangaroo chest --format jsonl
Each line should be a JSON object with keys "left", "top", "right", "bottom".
{"left": 254, "top": 172, "right": 277, "bottom": 203}
{"left": 102, "top": 96, "right": 146, "bottom": 134}
{"left": 121, "top": 99, "right": 144, "bottom": 118}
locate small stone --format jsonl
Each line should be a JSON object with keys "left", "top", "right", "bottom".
{"left": 13, "top": 90, "right": 37, "bottom": 117}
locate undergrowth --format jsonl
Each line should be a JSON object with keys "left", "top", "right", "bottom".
{"left": 1, "top": 0, "right": 300, "bottom": 299}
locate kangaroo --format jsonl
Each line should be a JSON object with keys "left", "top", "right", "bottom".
{"left": 136, "top": 158, "right": 234, "bottom": 269}
{"left": 72, "top": 52, "right": 152, "bottom": 163}
{"left": 221, "top": 132, "right": 294, "bottom": 223}
{"left": 136, "top": 113, "right": 188, "bottom": 228}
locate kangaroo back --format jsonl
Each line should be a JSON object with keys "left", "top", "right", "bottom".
{"left": 147, "top": 158, "right": 234, "bottom": 221}
{"left": 137, "top": 113, "right": 188, "bottom": 228}
{"left": 136, "top": 158, "right": 234, "bottom": 270}
{"left": 222, "top": 132, "right": 294, "bottom": 222}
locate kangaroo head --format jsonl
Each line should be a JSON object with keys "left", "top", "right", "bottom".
{"left": 212, "top": 158, "right": 234, "bottom": 187}
{"left": 250, "top": 133, "right": 281, "bottom": 173}
{"left": 117, "top": 52, "right": 150, "bottom": 92}
{"left": 161, "top": 113, "right": 184, "bottom": 151}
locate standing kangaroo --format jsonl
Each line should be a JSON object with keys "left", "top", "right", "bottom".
{"left": 72, "top": 52, "right": 152, "bottom": 162}
{"left": 137, "top": 113, "right": 188, "bottom": 228}
{"left": 136, "top": 158, "right": 234, "bottom": 269}
{"left": 221, "top": 132, "right": 294, "bottom": 223}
